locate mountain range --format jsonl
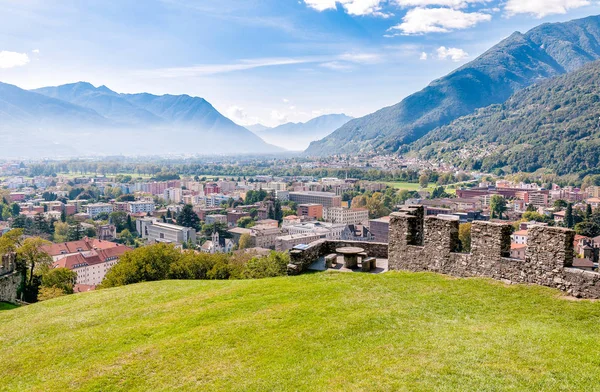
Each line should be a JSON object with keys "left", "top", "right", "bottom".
{"left": 412, "top": 59, "right": 600, "bottom": 176}
{"left": 248, "top": 114, "right": 352, "bottom": 150}
{"left": 0, "top": 82, "right": 282, "bottom": 158}
{"left": 305, "top": 15, "right": 600, "bottom": 157}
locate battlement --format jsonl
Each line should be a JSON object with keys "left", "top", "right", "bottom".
{"left": 389, "top": 206, "right": 598, "bottom": 298}
{"left": 0, "top": 253, "right": 19, "bottom": 304}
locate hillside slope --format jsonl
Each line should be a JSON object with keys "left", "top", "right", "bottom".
{"left": 413, "top": 60, "right": 600, "bottom": 175}
{"left": 1, "top": 272, "right": 600, "bottom": 391}
{"left": 252, "top": 114, "right": 353, "bottom": 150}
{"left": 305, "top": 15, "right": 600, "bottom": 156}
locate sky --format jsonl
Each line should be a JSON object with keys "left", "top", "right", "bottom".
{"left": 1, "top": 0, "right": 600, "bottom": 127}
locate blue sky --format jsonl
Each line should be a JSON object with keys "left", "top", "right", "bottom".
{"left": 1, "top": 0, "right": 600, "bottom": 127}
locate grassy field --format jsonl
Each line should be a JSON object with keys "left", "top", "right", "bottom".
{"left": 0, "top": 302, "right": 18, "bottom": 311}
{"left": 1, "top": 272, "right": 600, "bottom": 391}
{"left": 385, "top": 181, "right": 422, "bottom": 191}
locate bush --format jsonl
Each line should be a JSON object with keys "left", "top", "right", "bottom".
{"left": 100, "top": 244, "right": 290, "bottom": 288}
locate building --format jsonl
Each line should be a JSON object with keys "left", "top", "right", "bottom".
{"left": 276, "top": 233, "right": 324, "bottom": 251}
{"left": 228, "top": 227, "right": 255, "bottom": 247}
{"left": 86, "top": 203, "right": 113, "bottom": 218}
{"left": 285, "top": 221, "right": 346, "bottom": 240}
{"left": 97, "top": 224, "right": 117, "bottom": 241}
{"left": 128, "top": 201, "right": 155, "bottom": 214}
{"left": 41, "top": 238, "right": 122, "bottom": 262}
{"left": 163, "top": 188, "right": 182, "bottom": 204}
{"left": 512, "top": 230, "right": 528, "bottom": 245}
{"left": 297, "top": 203, "right": 323, "bottom": 219}
{"left": 250, "top": 224, "right": 283, "bottom": 249}
{"left": 200, "top": 232, "right": 234, "bottom": 254}
{"left": 227, "top": 211, "right": 251, "bottom": 227}
{"left": 324, "top": 207, "right": 369, "bottom": 226}
{"left": 206, "top": 214, "right": 228, "bottom": 225}
{"left": 369, "top": 216, "right": 390, "bottom": 243}
{"left": 510, "top": 243, "right": 527, "bottom": 260}
{"left": 52, "top": 245, "right": 131, "bottom": 286}
{"left": 145, "top": 222, "right": 197, "bottom": 245}
{"left": 289, "top": 191, "right": 342, "bottom": 208}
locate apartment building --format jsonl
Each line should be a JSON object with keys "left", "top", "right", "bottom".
{"left": 86, "top": 203, "right": 113, "bottom": 218}
{"left": 128, "top": 201, "right": 155, "bottom": 214}
{"left": 144, "top": 222, "right": 197, "bottom": 245}
{"left": 297, "top": 203, "right": 323, "bottom": 219}
{"left": 289, "top": 191, "right": 342, "bottom": 208}
{"left": 53, "top": 245, "right": 130, "bottom": 286}
{"left": 163, "top": 188, "right": 182, "bottom": 204}
{"left": 324, "top": 207, "right": 369, "bottom": 225}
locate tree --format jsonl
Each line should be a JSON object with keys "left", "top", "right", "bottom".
{"left": 60, "top": 209, "right": 67, "bottom": 223}
{"left": 237, "top": 216, "right": 255, "bottom": 228}
{"left": 41, "top": 267, "right": 77, "bottom": 295}
{"left": 16, "top": 237, "right": 52, "bottom": 295}
{"left": 118, "top": 229, "right": 135, "bottom": 246}
{"left": 526, "top": 204, "right": 537, "bottom": 212}
{"left": 100, "top": 243, "right": 181, "bottom": 288}
{"left": 553, "top": 199, "right": 568, "bottom": 209}
{"left": 10, "top": 203, "right": 20, "bottom": 216}
{"left": 109, "top": 211, "right": 128, "bottom": 232}
{"left": 565, "top": 203, "right": 574, "bottom": 228}
{"left": 53, "top": 221, "right": 69, "bottom": 243}
{"left": 586, "top": 204, "right": 593, "bottom": 221}
{"left": 67, "top": 222, "right": 84, "bottom": 241}
{"left": 490, "top": 195, "right": 507, "bottom": 220}
{"left": 38, "top": 286, "right": 67, "bottom": 301}
{"left": 458, "top": 223, "right": 472, "bottom": 252}
{"left": 239, "top": 233, "right": 253, "bottom": 250}
{"left": 176, "top": 204, "right": 201, "bottom": 231}
{"left": 202, "top": 222, "right": 231, "bottom": 239}
{"left": 419, "top": 174, "right": 429, "bottom": 189}
{"left": 574, "top": 221, "right": 600, "bottom": 238}
{"left": 127, "top": 214, "right": 135, "bottom": 232}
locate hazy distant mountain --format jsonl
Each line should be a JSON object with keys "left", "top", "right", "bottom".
{"left": 246, "top": 124, "right": 271, "bottom": 133}
{"left": 306, "top": 15, "right": 600, "bottom": 156}
{"left": 252, "top": 114, "right": 352, "bottom": 150}
{"left": 0, "top": 82, "right": 282, "bottom": 158}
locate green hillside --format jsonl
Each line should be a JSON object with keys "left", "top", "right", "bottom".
{"left": 1, "top": 272, "right": 600, "bottom": 391}
{"left": 413, "top": 60, "right": 600, "bottom": 175}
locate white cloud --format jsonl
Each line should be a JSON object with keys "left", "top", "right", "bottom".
{"left": 282, "top": 98, "right": 290, "bottom": 103}
{"left": 32, "top": 49, "right": 40, "bottom": 54}
{"left": 436, "top": 46, "right": 469, "bottom": 61}
{"left": 389, "top": 7, "right": 491, "bottom": 35}
{"left": 271, "top": 110, "right": 288, "bottom": 124}
{"left": 420, "top": 51, "right": 428, "bottom": 60}
{"left": 303, "top": 0, "right": 391, "bottom": 16}
{"left": 226, "top": 105, "right": 261, "bottom": 126}
{"left": 504, "top": 0, "right": 590, "bottom": 18}
{"left": 0, "top": 51, "right": 30, "bottom": 69}
{"left": 320, "top": 61, "right": 354, "bottom": 70}
{"left": 394, "top": 0, "right": 488, "bottom": 8}
{"left": 338, "top": 52, "right": 382, "bottom": 63}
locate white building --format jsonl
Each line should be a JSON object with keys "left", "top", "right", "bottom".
{"left": 163, "top": 188, "right": 183, "bottom": 204}
{"left": 200, "top": 232, "right": 234, "bottom": 254}
{"left": 285, "top": 222, "right": 347, "bottom": 240}
{"left": 144, "top": 222, "right": 197, "bottom": 245}
{"left": 203, "top": 194, "right": 231, "bottom": 208}
{"left": 511, "top": 230, "right": 528, "bottom": 245}
{"left": 128, "top": 201, "right": 155, "bottom": 214}
{"left": 86, "top": 203, "right": 114, "bottom": 218}
{"left": 324, "top": 207, "right": 369, "bottom": 226}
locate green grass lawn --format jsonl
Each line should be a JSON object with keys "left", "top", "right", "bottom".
{"left": 0, "top": 302, "right": 18, "bottom": 311}
{"left": 385, "top": 181, "right": 422, "bottom": 191}
{"left": 1, "top": 272, "right": 600, "bottom": 391}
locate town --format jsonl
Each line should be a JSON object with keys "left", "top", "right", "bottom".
{"left": 2, "top": 158, "right": 600, "bottom": 299}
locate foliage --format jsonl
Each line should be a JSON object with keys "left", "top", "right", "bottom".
{"left": 176, "top": 204, "right": 201, "bottom": 231}
{"left": 490, "top": 195, "right": 507, "bottom": 220}
{"left": 37, "top": 286, "right": 67, "bottom": 302}
{"left": 41, "top": 268, "right": 77, "bottom": 295}
{"left": 458, "top": 223, "right": 471, "bottom": 253}
{"left": 237, "top": 216, "right": 255, "bottom": 228}
{"left": 238, "top": 233, "right": 253, "bottom": 250}
{"left": 574, "top": 221, "right": 600, "bottom": 238}
{"left": 100, "top": 244, "right": 289, "bottom": 288}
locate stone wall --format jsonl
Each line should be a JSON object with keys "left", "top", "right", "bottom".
{"left": 0, "top": 253, "right": 20, "bottom": 304}
{"left": 288, "top": 240, "right": 388, "bottom": 275}
{"left": 389, "top": 206, "right": 600, "bottom": 299}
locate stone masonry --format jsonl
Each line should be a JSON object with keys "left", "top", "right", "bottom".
{"left": 0, "top": 253, "right": 20, "bottom": 304}
{"left": 389, "top": 206, "right": 600, "bottom": 299}
{"left": 289, "top": 205, "right": 600, "bottom": 299}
